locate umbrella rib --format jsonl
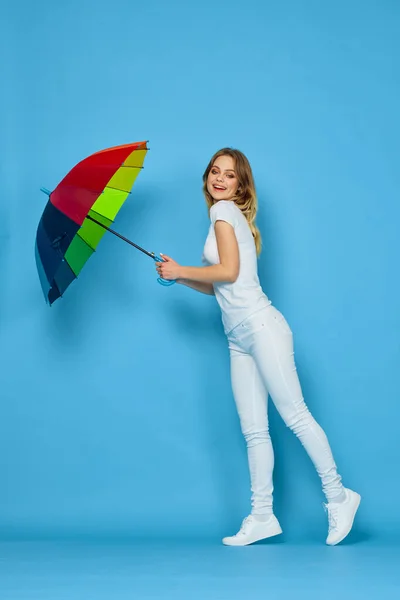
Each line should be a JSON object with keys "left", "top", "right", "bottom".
{"left": 88, "top": 207, "right": 112, "bottom": 221}
{"left": 104, "top": 186, "right": 132, "bottom": 194}
{"left": 121, "top": 165, "right": 144, "bottom": 169}
{"left": 85, "top": 215, "right": 157, "bottom": 260}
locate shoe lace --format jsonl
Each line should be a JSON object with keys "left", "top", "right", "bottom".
{"left": 237, "top": 516, "right": 253, "bottom": 536}
{"left": 324, "top": 503, "right": 339, "bottom": 532}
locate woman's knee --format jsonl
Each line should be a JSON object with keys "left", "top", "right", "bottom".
{"left": 286, "top": 405, "right": 314, "bottom": 436}
{"left": 243, "top": 428, "right": 271, "bottom": 447}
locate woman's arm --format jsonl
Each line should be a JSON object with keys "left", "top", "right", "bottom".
{"left": 156, "top": 220, "right": 240, "bottom": 285}
{"left": 176, "top": 279, "right": 215, "bottom": 295}
{"left": 179, "top": 221, "right": 240, "bottom": 284}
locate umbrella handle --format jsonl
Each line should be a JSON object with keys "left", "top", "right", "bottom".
{"left": 153, "top": 255, "right": 176, "bottom": 287}
{"left": 157, "top": 277, "right": 176, "bottom": 287}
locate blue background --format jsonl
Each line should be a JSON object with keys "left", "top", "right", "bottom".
{"left": 1, "top": 0, "right": 399, "bottom": 545}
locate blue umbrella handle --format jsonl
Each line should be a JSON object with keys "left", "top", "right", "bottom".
{"left": 158, "top": 277, "right": 176, "bottom": 287}
{"left": 153, "top": 255, "right": 176, "bottom": 286}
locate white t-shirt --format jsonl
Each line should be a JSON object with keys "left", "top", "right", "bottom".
{"left": 202, "top": 200, "right": 271, "bottom": 334}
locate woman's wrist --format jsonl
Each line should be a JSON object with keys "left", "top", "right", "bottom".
{"left": 178, "top": 267, "right": 188, "bottom": 280}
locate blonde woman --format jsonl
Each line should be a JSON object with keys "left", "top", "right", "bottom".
{"left": 156, "top": 148, "right": 360, "bottom": 546}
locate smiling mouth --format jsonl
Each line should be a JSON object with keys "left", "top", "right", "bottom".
{"left": 213, "top": 185, "right": 226, "bottom": 191}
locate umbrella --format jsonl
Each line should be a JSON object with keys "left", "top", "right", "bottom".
{"left": 35, "top": 141, "right": 175, "bottom": 306}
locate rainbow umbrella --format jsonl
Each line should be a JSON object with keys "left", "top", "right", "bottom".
{"left": 35, "top": 141, "right": 174, "bottom": 305}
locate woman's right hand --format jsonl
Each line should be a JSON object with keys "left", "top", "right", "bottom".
{"left": 155, "top": 253, "right": 182, "bottom": 281}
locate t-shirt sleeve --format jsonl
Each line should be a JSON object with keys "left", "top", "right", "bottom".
{"left": 210, "top": 202, "right": 237, "bottom": 229}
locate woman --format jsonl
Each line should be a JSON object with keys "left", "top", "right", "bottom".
{"left": 155, "top": 148, "right": 360, "bottom": 546}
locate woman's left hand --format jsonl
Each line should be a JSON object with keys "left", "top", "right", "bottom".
{"left": 155, "top": 253, "right": 182, "bottom": 281}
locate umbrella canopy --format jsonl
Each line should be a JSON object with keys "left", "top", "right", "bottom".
{"left": 35, "top": 141, "right": 171, "bottom": 306}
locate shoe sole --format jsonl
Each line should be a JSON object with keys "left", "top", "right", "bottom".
{"left": 327, "top": 493, "right": 361, "bottom": 546}
{"left": 222, "top": 524, "right": 283, "bottom": 546}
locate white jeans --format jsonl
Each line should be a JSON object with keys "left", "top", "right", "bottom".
{"left": 227, "top": 304, "right": 344, "bottom": 515}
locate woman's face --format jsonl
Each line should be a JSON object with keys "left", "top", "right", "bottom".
{"left": 207, "top": 155, "right": 239, "bottom": 202}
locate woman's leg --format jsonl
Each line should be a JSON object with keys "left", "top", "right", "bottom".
{"left": 249, "top": 307, "right": 345, "bottom": 503}
{"left": 223, "top": 344, "right": 282, "bottom": 545}
{"left": 229, "top": 347, "right": 275, "bottom": 516}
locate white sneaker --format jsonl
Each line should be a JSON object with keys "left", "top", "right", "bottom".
{"left": 325, "top": 488, "right": 361, "bottom": 546}
{"left": 222, "top": 514, "right": 282, "bottom": 546}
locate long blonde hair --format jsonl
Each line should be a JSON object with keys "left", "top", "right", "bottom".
{"left": 202, "top": 148, "right": 262, "bottom": 256}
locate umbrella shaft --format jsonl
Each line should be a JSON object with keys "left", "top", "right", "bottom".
{"left": 86, "top": 215, "right": 157, "bottom": 260}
